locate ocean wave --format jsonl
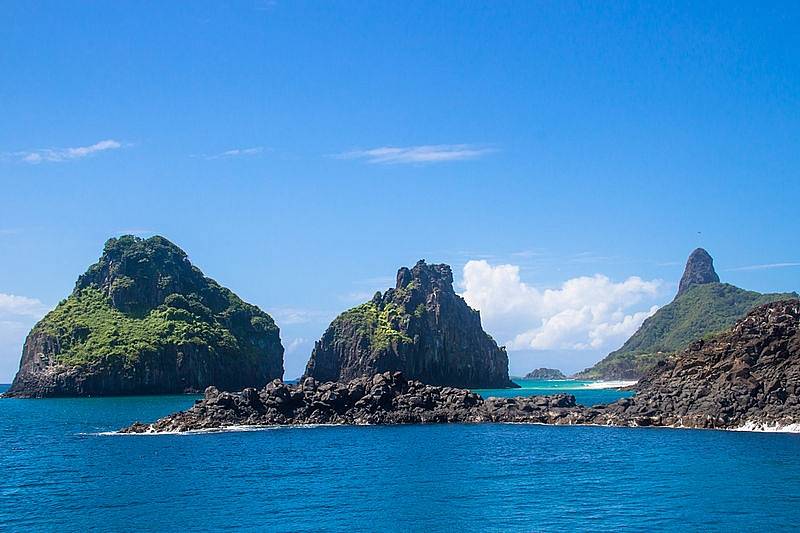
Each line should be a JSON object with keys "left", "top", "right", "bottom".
{"left": 731, "top": 421, "right": 800, "bottom": 433}
{"left": 89, "top": 423, "right": 342, "bottom": 437}
{"left": 581, "top": 380, "right": 637, "bottom": 390}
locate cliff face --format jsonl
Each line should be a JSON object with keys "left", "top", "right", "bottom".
{"left": 6, "top": 235, "right": 284, "bottom": 397}
{"left": 677, "top": 248, "right": 720, "bottom": 296}
{"left": 304, "top": 260, "right": 516, "bottom": 389}
{"left": 576, "top": 249, "right": 796, "bottom": 380}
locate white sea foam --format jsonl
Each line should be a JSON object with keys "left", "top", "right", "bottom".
{"left": 93, "top": 423, "right": 341, "bottom": 436}
{"left": 94, "top": 418, "right": 800, "bottom": 436}
{"left": 731, "top": 421, "right": 800, "bottom": 433}
{"left": 581, "top": 380, "right": 637, "bottom": 390}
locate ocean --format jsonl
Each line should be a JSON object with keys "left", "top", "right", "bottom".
{"left": 2, "top": 381, "right": 800, "bottom": 532}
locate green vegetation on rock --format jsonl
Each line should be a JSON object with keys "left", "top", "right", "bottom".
{"left": 330, "top": 300, "right": 413, "bottom": 353}
{"left": 37, "top": 288, "right": 243, "bottom": 367}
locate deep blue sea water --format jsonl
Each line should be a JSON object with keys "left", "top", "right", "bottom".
{"left": 3, "top": 381, "right": 800, "bottom": 532}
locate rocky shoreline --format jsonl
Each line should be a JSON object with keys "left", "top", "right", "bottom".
{"left": 122, "top": 299, "right": 800, "bottom": 434}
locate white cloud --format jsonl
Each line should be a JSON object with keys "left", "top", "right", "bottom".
{"left": 336, "top": 144, "right": 495, "bottom": 165}
{"left": 460, "top": 260, "right": 662, "bottom": 353}
{"left": 269, "top": 308, "right": 331, "bottom": 325}
{"left": 0, "top": 294, "right": 48, "bottom": 382}
{"left": 12, "top": 139, "right": 123, "bottom": 163}
{"left": 0, "top": 294, "right": 47, "bottom": 318}
{"left": 204, "top": 147, "right": 265, "bottom": 160}
{"left": 726, "top": 262, "right": 800, "bottom": 272}
{"left": 285, "top": 337, "right": 308, "bottom": 354}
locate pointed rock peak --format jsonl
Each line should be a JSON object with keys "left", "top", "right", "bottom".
{"left": 396, "top": 259, "right": 454, "bottom": 293}
{"left": 677, "top": 248, "right": 720, "bottom": 297}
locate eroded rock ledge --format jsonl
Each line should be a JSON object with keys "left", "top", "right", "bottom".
{"left": 122, "top": 299, "right": 800, "bottom": 434}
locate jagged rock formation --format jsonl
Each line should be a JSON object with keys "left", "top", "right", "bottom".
{"left": 120, "top": 371, "right": 585, "bottom": 432}
{"left": 304, "top": 260, "right": 516, "bottom": 389}
{"left": 524, "top": 368, "right": 566, "bottom": 380}
{"left": 576, "top": 249, "right": 796, "bottom": 380}
{"left": 5, "top": 235, "right": 284, "bottom": 397}
{"left": 677, "top": 248, "right": 720, "bottom": 296}
{"left": 121, "top": 299, "right": 800, "bottom": 433}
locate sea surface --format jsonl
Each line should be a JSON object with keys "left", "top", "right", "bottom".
{"left": 2, "top": 380, "right": 800, "bottom": 532}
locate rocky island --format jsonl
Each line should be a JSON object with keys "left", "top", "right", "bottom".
{"left": 576, "top": 248, "right": 797, "bottom": 380}
{"left": 5, "top": 235, "right": 284, "bottom": 397}
{"left": 524, "top": 368, "right": 566, "bottom": 380}
{"left": 122, "top": 299, "right": 800, "bottom": 433}
{"left": 304, "top": 260, "right": 517, "bottom": 389}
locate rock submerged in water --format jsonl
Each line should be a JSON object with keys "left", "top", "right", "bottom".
{"left": 5, "top": 235, "right": 284, "bottom": 398}
{"left": 122, "top": 299, "right": 800, "bottom": 433}
{"left": 304, "top": 260, "right": 517, "bottom": 389}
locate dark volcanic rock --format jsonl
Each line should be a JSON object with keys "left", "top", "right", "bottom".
{"left": 304, "top": 260, "right": 517, "bottom": 389}
{"left": 5, "top": 235, "right": 284, "bottom": 398}
{"left": 524, "top": 368, "right": 566, "bottom": 380}
{"left": 595, "top": 299, "right": 800, "bottom": 430}
{"left": 120, "top": 371, "right": 582, "bottom": 432}
{"left": 122, "top": 300, "right": 800, "bottom": 433}
{"left": 677, "top": 248, "right": 720, "bottom": 297}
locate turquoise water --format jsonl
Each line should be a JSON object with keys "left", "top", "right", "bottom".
{"left": 3, "top": 382, "right": 800, "bottom": 532}
{"left": 476, "top": 378, "right": 635, "bottom": 405}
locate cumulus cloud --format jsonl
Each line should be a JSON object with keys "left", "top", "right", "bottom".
{"left": 285, "top": 337, "right": 308, "bottom": 354}
{"left": 269, "top": 308, "right": 331, "bottom": 325}
{"left": 0, "top": 294, "right": 48, "bottom": 382}
{"left": 335, "top": 144, "right": 495, "bottom": 165}
{"left": 460, "top": 260, "right": 661, "bottom": 353}
{"left": 11, "top": 139, "right": 123, "bottom": 163}
{"left": 0, "top": 294, "right": 47, "bottom": 318}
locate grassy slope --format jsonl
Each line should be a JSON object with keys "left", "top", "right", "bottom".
{"left": 576, "top": 283, "right": 798, "bottom": 379}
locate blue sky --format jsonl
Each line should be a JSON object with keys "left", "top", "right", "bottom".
{"left": 1, "top": 1, "right": 798, "bottom": 381}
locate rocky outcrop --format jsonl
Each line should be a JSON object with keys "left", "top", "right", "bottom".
{"left": 677, "top": 248, "right": 720, "bottom": 296}
{"left": 121, "top": 371, "right": 585, "bottom": 432}
{"left": 577, "top": 249, "right": 796, "bottom": 380}
{"left": 524, "top": 368, "right": 566, "bottom": 380}
{"left": 122, "top": 299, "right": 800, "bottom": 433}
{"left": 5, "top": 235, "right": 284, "bottom": 397}
{"left": 304, "top": 260, "right": 517, "bottom": 389}
{"left": 593, "top": 299, "right": 800, "bottom": 429}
